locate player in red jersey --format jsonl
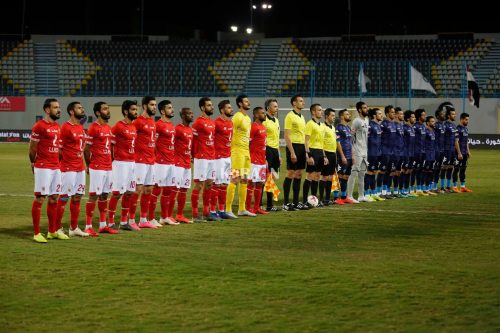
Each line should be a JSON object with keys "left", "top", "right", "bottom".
{"left": 246, "top": 107, "right": 269, "bottom": 215}
{"left": 147, "top": 100, "right": 179, "bottom": 225}
{"left": 29, "top": 98, "right": 67, "bottom": 242}
{"left": 56, "top": 101, "right": 89, "bottom": 237}
{"left": 191, "top": 97, "right": 219, "bottom": 222}
{"left": 169, "top": 107, "right": 194, "bottom": 223}
{"left": 84, "top": 101, "right": 117, "bottom": 235}
{"left": 128, "top": 96, "right": 159, "bottom": 228}
{"left": 109, "top": 100, "right": 139, "bottom": 231}
{"left": 213, "top": 100, "right": 237, "bottom": 219}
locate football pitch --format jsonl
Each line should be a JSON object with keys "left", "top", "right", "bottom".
{"left": 0, "top": 143, "right": 499, "bottom": 332}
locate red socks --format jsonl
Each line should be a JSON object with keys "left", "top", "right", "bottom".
{"left": 191, "top": 188, "right": 200, "bottom": 217}
{"left": 32, "top": 200, "right": 42, "bottom": 234}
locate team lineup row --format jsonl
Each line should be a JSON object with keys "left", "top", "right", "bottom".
{"left": 28, "top": 95, "right": 471, "bottom": 243}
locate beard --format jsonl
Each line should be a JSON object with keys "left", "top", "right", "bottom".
{"left": 147, "top": 109, "right": 155, "bottom": 116}
{"left": 205, "top": 110, "right": 214, "bottom": 116}
{"left": 49, "top": 113, "right": 60, "bottom": 121}
{"left": 127, "top": 113, "right": 138, "bottom": 121}
{"left": 166, "top": 113, "right": 174, "bottom": 119}
{"left": 75, "top": 112, "right": 86, "bottom": 120}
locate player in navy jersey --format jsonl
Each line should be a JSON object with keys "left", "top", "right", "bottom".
{"left": 393, "top": 107, "right": 406, "bottom": 197}
{"left": 379, "top": 105, "right": 397, "bottom": 198}
{"left": 433, "top": 103, "right": 447, "bottom": 192}
{"left": 423, "top": 116, "right": 437, "bottom": 195}
{"left": 442, "top": 106, "right": 460, "bottom": 192}
{"left": 335, "top": 109, "right": 353, "bottom": 203}
{"left": 453, "top": 113, "right": 472, "bottom": 192}
{"left": 402, "top": 110, "right": 416, "bottom": 196}
{"left": 412, "top": 109, "right": 427, "bottom": 195}
{"left": 365, "top": 108, "right": 384, "bottom": 201}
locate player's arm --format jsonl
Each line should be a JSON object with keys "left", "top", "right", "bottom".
{"left": 455, "top": 136, "right": 462, "bottom": 160}
{"left": 337, "top": 140, "right": 347, "bottom": 165}
{"left": 84, "top": 143, "right": 91, "bottom": 174}
{"left": 28, "top": 140, "right": 38, "bottom": 174}
{"left": 284, "top": 129, "right": 296, "bottom": 162}
{"left": 304, "top": 134, "right": 314, "bottom": 165}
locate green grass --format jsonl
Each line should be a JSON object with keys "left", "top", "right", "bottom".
{"left": 0, "top": 143, "right": 499, "bottom": 332}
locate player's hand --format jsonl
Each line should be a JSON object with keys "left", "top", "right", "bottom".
{"left": 341, "top": 157, "right": 347, "bottom": 165}
{"left": 458, "top": 153, "right": 463, "bottom": 161}
{"left": 291, "top": 153, "right": 297, "bottom": 163}
{"left": 307, "top": 156, "right": 314, "bottom": 166}
{"left": 323, "top": 156, "right": 329, "bottom": 165}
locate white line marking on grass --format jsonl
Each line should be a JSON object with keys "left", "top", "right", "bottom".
{"left": 332, "top": 206, "right": 497, "bottom": 217}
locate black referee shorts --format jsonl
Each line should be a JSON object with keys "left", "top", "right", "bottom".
{"left": 321, "top": 151, "right": 337, "bottom": 176}
{"left": 266, "top": 146, "right": 280, "bottom": 172}
{"left": 286, "top": 143, "right": 306, "bottom": 170}
{"left": 305, "top": 148, "right": 324, "bottom": 173}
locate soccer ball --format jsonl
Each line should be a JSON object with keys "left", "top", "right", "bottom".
{"left": 307, "top": 195, "right": 319, "bottom": 207}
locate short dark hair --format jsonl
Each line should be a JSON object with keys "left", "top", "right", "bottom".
{"left": 93, "top": 101, "right": 107, "bottom": 116}
{"left": 404, "top": 110, "right": 415, "bottom": 121}
{"left": 142, "top": 96, "right": 155, "bottom": 107}
{"left": 415, "top": 108, "right": 426, "bottom": 120}
{"left": 43, "top": 98, "right": 58, "bottom": 110}
{"left": 310, "top": 103, "right": 321, "bottom": 112}
{"left": 368, "top": 108, "right": 379, "bottom": 119}
{"left": 324, "top": 108, "right": 335, "bottom": 117}
{"left": 199, "top": 97, "right": 211, "bottom": 109}
{"left": 158, "top": 100, "right": 172, "bottom": 114}
{"left": 236, "top": 95, "right": 248, "bottom": 108}
{"left": 122, "top": 100, "right": 137, "bottom": 116}
{"left": 290, "top": 94, "right": 302, "bottom": 105}
{"left": 384, "top": 105, "right": 394, "bottom": 115}
{"left": 460, "top": 112, "right": 470, "bottom": 119}
{"left": 253, "top": 106, "right": 264, "bottom": 118}
{"left": 338, "top": 109, "right": 348, "bottom": 118}
{"left": 218, "top": 99, "right": 230, "bottom": 111}
{"left": 67, "top": 101, "right": 81, "bottom": 115}
{"left": 425, "top": 115, "right": 435, "bottom": 123}
{"left": 356, "top": 101, "right": 365, "bottom": 112}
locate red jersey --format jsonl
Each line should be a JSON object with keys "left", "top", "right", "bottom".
{"left": 30, "top": 119, "right": 61, "bottom": 170}
{"left": 214, "top": 117, "right": 233, "bottom": 159}
{"left": 86, "top": 121, "right": 113, "bottom": 170}
{"left": 134, "top": 115, "right": 156, "bottom": 164}
{"left": 60, "top": 121, "right": 86, "bottom": 172}
{"left": 174, "top": 124, "right": 193, "bottom": 169}
{"left": 155, "top": 119, "right": 175, "bottom": 165}
{"left": 111, "top": 120, "right": 137, "bottom": 162}
{"left": 192, "top": 116, "right": 215, "bottom": 160}
{"left": 249, "top": 122, "right": 267, "bottom": 165}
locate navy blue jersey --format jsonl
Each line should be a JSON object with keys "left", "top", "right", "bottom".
{"left": 403, "top": 123, "right": 415, "bottom": 158}
{"left": 336, "top": 123, "right": 352, "bottom": 159}
{"left": 443, "top": 120, "right": 458, "bottom": 152}
{"left": 380, "top": 119, "right": 397, "bottom": 156}
{"left": 368, "top": 120, "right": 382, "bottom": 157}
{"left": 424, "top": 127, "right": 436, "bottom": 161}
{"left": 394, "top": 121, "right": 405, "bottom": 157}
{"left": 413, "top": 122, "right": 427, "bottom": 154}
{"left": 456, "top": 124, "right": 469, "bottom": 155}
{"left": 434, "top": 121, "right": 445, "bottom": 153}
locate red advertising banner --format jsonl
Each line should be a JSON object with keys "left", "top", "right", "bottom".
{"left": 0, "top": 96, "right": 26, "bottom": 112}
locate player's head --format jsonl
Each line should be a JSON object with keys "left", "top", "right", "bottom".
{"left": 310, "top": 103, "right": 323, "bottom": 120}
{"left": 460, "top": 112, "right": 470, "bottom": 126}
{"left": 253, "top": 106, "right": 266, "bottom": 122}
{"left": 93, "top": 102, "right": 110, "bottom": 121}
{"left": 290, "top": 94, "right": 304, "bottom": 111}
{"left": 434, "top": 102, "right": 449, "bottom": 121}
{"left": 218, "top": 99, "right": 233, "bottom": 118}
{"left": 404, "top": 110, "right": 416, "bottom": 125}
{"left": 180, "top": 107, "right": 194, "bottom": 124}
{"left": 445, "top": 104, "right": 456, "bottom": 121}
{"left": 141, "top": 96, "right": 156, "bottom": 116}
{"left": 369, "top": 108, "right": 382, "bottom": 122}
{"left": 158, "top": 100, "right": 174, "bottom": 119}
{"left": 384, "top": 105, "right": 395, "bottom": 120}
{"left": 236, "top": 94, "right": 250, "bottom": 111}
{"left": 395, "top": 107, "right": 404, "bottom": 122}
{"left": 415, "top": 108, "right": 426, "bottom": 122}
{"left": 264, "top": 98, "right": 278, "bottom": 117}
{"left": 198, "top": 97, "right": 213, "bottom": 116}
{"left": 324, "top": 108, "right": 335, "bottom": 124}
{"left": 67, "top": 101, "right": 86, "bottom": 120}
{"left": 339, "top": 108, "right": 350, "bottom": 122}
{"left": 122, "top": 100, "right": 138, "bottom": 120}
{"left": 356, "top": 101, "right": 369, "bottom": 117}
{"left": 426, "top": 115, "right": 436, "bottom": 128}
{"left": 43, "top": 98, "right": 61, "bottom": 121}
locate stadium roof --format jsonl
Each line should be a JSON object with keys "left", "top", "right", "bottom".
{"left": 3, "top": 0, "right": 498, "bottom": 39}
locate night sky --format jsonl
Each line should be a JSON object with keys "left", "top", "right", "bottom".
{"left": 3, "top": 0, "right": 498, "bottom": 39}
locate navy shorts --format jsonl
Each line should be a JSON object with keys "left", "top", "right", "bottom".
{"left": 368, "top": 155, "right": 381, "bottom": 172}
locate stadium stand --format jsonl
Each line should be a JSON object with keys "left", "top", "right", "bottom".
{"left": 0, "top": 39, "right": 35, "bottom": 95}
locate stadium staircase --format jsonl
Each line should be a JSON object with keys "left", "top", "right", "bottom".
{"left": 34, "top": 43, "right": 59, "bottom": 95}
{"left": 244, "top": 39, "right": 282, "bottom": 96}
{"left": 472, "top": 41, "right": 500, "bottom": 89}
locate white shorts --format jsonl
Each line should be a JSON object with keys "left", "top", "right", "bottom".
{"left": 154, "top": 163, "right": 175, "bottom": 187}
{"left": 135, "top": 163, "right": 155, "bottom": 186}
{"left": 112, "top": 160, "right": 136, "bottom": 194}
{"left": 193, "top": 158, "right": 216, "bottom": 182}
{"left": 89, "top": 169, "right": 113, "bottom": 195}
{"left": 250, "top": 163, "right": 267, "bottom": 183}
{"left": 173, "top": 166, "right": 192, "bottom": 189}
{"left": 34, "top": 168, "right": 61, "bottom": 196}
{"left": 215, "top": 157, "right": 231, "bottom": 185}
{"left": 61, "top": 170, "right": 86, "bottom": 196}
